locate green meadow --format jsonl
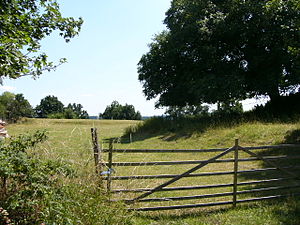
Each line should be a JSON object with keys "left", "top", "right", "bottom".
{"left": 6, "top": 118, "right": 300, "bottom": 225}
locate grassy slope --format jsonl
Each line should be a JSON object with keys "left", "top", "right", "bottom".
{"left": 6, "top": 118, "right": 300, "bottom": 225}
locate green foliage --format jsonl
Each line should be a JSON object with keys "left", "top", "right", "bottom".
{"left": 2, "top": 121, "right": 136, "bottom": 224}
{"left": 0, "top": 130, "right": 78, "bottom": 224}
{"left": 47, "top": 112, "right": 65, "bottom": 119}
{"left": 125, "top": 95, "right": 300, "bottom": 136}
{"left": 0, "top": 92, "right": 33, "bottom": 122}
{"left": 100, "top": 101, "right": 142, "bottom": 120}
{"left": 63, "top": 107, "right": 77, "bottom": 119}
{"left": 0, "top": 0, "right": 83, "bottom": 79}
{"left": 247, "top": 92, "right": 300, "bottom": 120}
{"left": 213, "top": 100, "right": 244, "bottom": 116}
{"left": 0, "top": 207, "right": 12, "bottom": 225}
{"left": 165, "top": 104, "right": 209, "bottom": 118}
{"left": 65, "top": 103, "right": 89, "bottom": 119}
{"left": 35, "top": 95, "right": 64, "bottom": 118}
{"left": 35, "top": 96, "right": 90, "bottom": 119}
{"left": 138, "top": 0, "right": 300, "bottom": 107}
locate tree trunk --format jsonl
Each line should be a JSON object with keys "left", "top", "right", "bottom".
{"left": 268, "top": 85, "right": 280, "bottom": 103}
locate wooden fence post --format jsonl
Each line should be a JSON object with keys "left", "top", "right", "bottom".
{"left": 107, "top": 140, "right": 113, "bottom": 195}
{"left": 91, "top": 128, "right": 102, "bottom": 175}
{"left": 233, "top": 139, "right": 239, "bottom": 207}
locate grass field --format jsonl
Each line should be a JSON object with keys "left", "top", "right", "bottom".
{"left": 6, "top": 118, "right": 300, "bottom": 225}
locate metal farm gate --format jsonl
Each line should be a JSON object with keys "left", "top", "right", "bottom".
{"left": 91, "top": 129, "right": 300, "bottom": 211}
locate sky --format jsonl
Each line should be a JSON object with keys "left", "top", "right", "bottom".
{"left": 0, "top": 0, "right": 268, "bottom": 117}
{"left": 1, "top": 0, "right": 173, "bottom": 116}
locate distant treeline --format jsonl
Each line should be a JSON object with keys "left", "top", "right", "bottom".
{"left": 0, "top": 92, "right": 89, "bottom": 122}
{"left": 0, "top": 92, "right": 144, "bottom": 122}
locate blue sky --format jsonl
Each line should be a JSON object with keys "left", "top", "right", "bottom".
{"left": 1, "top": 0, "right": 172, "bottom": 116}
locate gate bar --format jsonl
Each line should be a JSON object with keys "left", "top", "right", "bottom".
{"left": 123, "top": 184, "right": 300, "bottom": 203}
{"left": 130, "top": 193, "right": 300, "bottom": 211}
{"left": 105, "top": 166, "right": 300, "bottom": 180}
{"left": 233, "top": 139, "right": 239, "bottom": 207}
{"left": 240, "top": 146, "right": 300, "bottom": 180}
{"left": 112, "top": 177, "right": 293, "bottom": 193}
{"left": 131, "top": 146, "right": 235, "bottom": 202}
{"left": 101, "top": 155, "right": 299, "bottom": 167}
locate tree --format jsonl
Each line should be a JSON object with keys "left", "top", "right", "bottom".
{"left": 100, "top": 101, "right": 142, "bottom": 120}
{"left": 7, "top": 94, "right": 34, "bottom": 121}
{"left": 35, "top": 95, "right": 64, "bottom": 118}
{"left": 65, "top": 103, "right": 89, "bottom": 119}
{"left": 138, "top": 0, "right": 300, "bottom": 107}
{"left": 0, "top": 0, "right": 83, "bottom": 80}
{"left": 214, "top": 100, "right": 243, "bottom": 115}
{"left": 35, "top": 98, "right": 90, "bottom": 119}
{"left": 62, "top": 108, "right": 77, "bottom": 119}
{"left": 0, "top": 92, "right": 33, "bottom": 121}
{"left": 165, "top": 104, "right": 209, "bottom": 118}
{"left": 0, "top": 92, "right": 15, "bottom": 119}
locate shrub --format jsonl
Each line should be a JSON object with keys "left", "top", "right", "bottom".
{"left": 0, "top": 130, "right": 76, "bottom": 224}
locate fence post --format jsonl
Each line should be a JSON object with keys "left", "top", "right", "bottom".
{"left": 91, "top": 128, "right": 102, "bottom": 175}
{"left": 233, "top": 139, "right": 239, "bottom": 207}
{"left": 107, "top": 140, "right": 113, "bottom": 196}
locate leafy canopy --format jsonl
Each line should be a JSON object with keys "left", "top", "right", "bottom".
{"left": 35, "top": 95, "right": 64, "bottom": 118}
{"left": 0, "top": 130, "right": 76, "bottom": 224}
{"left": 138, "top": 0, "right": 300, "bottom": 107}
{"left": 0, "top": 0, "right": 83, "bottom": 80}
{"left": 35, "top": 96, "right": 89, "bottom": 119}
{"left": 0, "top": 92, "right": 33, "bottom": 121}
{"left": 65, "top": 103, "right": 89, "bottom": 119}
{"left": 100, "top": 101, "right": 142, "bottom": 120}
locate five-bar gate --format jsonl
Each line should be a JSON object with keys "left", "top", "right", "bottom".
{"left": 93, "top": 136, "right": 300, "bottom": 211}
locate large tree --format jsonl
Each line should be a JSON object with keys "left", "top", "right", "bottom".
{"left": 35, "top": 95, "right": 64, "bottom": 118}
{"left": 0, "top": 92, "right": 33, "bottom": 121}
{"left": 0, "top": 0, "right": 83, "bottom": 80}
{"left": 65, "top": 103, "right": 89, "bottom": 119}
{"left": 100, "top": 101, "right": 142, "bottom": 120}
{"left": 138, "top": 0, "right": 300, "bottom": 107}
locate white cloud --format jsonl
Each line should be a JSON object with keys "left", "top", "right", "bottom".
{"left": 0, "top": 86, "right": 16, "bottom": 92}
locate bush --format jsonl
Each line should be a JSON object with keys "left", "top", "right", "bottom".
{"left": 47, "top": 112, "right": 65, "bottom": 119}
{"left": 0, "top": 130, "right": 76, "bottom": 224}
{"left": 0, "top": 130, "right": 134, "bottom": 224}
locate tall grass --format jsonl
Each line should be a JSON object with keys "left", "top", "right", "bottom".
{"left": 5, "top": 118, "right": 139, "bottom": 225}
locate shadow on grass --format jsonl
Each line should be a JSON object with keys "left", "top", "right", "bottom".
{"left": 110, "top": 115, "right": 243, "bottom": 144}
{"left": 240, "top": 129, "right": 300, "bottom": 181}
{"left": 127, "top": 129, "right": 300, "bottom": 224}
{"left": 134, "top": 198, "right": 300, "bottom": 225}
{"left": 237, "top": 128, "right": 300, "bottom": 224}
{"left": 134, "top": 206, "right": 234, "bottom": 222}
{"left": 102, "top": 129, "right": 194, "bottom": 145}
{"left": 116, "top": 113, "right": 300, "bottom": 144}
